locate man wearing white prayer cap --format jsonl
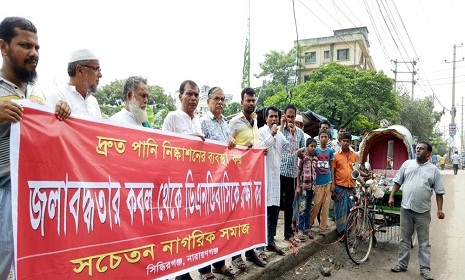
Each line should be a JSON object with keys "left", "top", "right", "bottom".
{"left": 295, "top": 113, "right": 310, "bottom": 142}
{"left": 46, "top": 48, "right": 102, "bottom": 117}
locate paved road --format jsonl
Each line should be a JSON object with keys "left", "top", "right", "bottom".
{"left": 9, "top": 170, "right": 461, "bottom": 280}
{"left": 279, "top": 169, "right": 461, "bottom": 280}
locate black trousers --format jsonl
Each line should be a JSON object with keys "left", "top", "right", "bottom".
{"left": 267, "top": 205, "right": 280, "bottom": 247}
{"left": 280, "top": 175, "right": 296, "bottom": 239}
{"left": 197, "top": 259, "right": 226, "bottom": 274}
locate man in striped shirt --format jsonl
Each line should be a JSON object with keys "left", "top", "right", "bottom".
{"left": 279, "top": 104, "right": 306, "bottom": 245}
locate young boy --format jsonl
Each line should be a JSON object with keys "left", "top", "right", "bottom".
{"left": 309, "top": 129, "right": 334, "bottom": 235}
{"left": 295, "top": 138, "right": 318, "bottom": 240}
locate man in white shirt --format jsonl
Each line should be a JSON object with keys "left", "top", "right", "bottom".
{"left": 110, "top": 76, "right": 150, "bottom": 127}
{"left": 258, "top": 106, "right": 292, "bottom": 256}
{"left": 163, "top": 80, "right": 204, "bottom": 280}
{"left": 451, "top": 151, "right": 460, "bottom": 175}
{"left": 47, "top": 48, "right": 102, "bottom": 118}
{"left": 162, "top": 80, "right": 204, "bottom": 140}
{"left": 331, "top": 126, "right": 347, "bottom": 152}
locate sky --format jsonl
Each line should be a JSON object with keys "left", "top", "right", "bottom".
{"left": 1, "top": 0, "right": 464, "bottom": 147}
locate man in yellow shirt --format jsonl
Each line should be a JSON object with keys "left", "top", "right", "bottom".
{"left": 229, "top": 87, "right": 266, "bottom": 270}
{"left": 439, "top": 155, "right": 446, "bottom": 170}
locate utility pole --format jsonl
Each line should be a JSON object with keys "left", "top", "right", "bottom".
{"left": 391, "top": 59, "right": 418, "bottom": 99}
{"left": 445, "top": 44, "right": 464, "bottom": 158}
{"left": 457, "top": 96, "right": 465, "bottom": 155}
{"left": 241, "top": 0, "right": 251, "bottom": 89}
{"left": 445, "top": 43, "right": 464, "bottom": 125}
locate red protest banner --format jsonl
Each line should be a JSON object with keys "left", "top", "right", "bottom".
{"left": 10, "top": 102, "right": 266, "bottom": 280}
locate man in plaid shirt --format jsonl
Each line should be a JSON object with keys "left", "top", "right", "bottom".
{"left": 279, "top": 104, "right": 306, "bottom": 245}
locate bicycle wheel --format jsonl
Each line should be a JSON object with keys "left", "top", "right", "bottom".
{"left": 345, "top": 208, "right": 374, "bottom": 264}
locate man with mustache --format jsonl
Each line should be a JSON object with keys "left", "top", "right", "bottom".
{"left": 257, "top": 106, "right": 292, "bottom": 257}
{"left": 197, "top": 86, "right": 236, "bottom": 279}
{"left": 162, "top": 80, "right": 204, "bottom": 280}
{"left": 389, "top": 141, "right": 445, "bottom": 280}
{"left": 110, "top": 76, "right": 150, "bottom": 127}
{"left": 47, "top": 48, "right": 102, "bottom": 118}
{"left": 162, "top": 79, "right": 204, "bottom": 140}
{"left": 229, "top": 87, "right": 266, "bottom": 271}
{"left": 0, "top": 16, "right": 71, "bottom": 279}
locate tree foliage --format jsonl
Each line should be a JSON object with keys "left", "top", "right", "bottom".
{"left": 254, "top": 48, "right": 299, "bottom": 107}
{"left": 397, "top": 93, "right": 444, "bottom": 142}
{"left": 258, "top": 48, "right": 445, "bottom": 141}
{"left": 94, "top": 79, "right": 176, "bottom": 120}
{"left": 223, "top": 102, "right": 242, "bottom": 117}
{"left": 265, "top": 62, "right": 398, "bottom": 134}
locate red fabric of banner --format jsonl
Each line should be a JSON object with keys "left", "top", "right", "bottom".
{"left": 11, "top": 105, "right": 266, "bottom": 279}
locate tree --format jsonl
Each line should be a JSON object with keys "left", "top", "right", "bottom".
{"left": 223, "top": 102, "right": 242, "bottom": 117}
{"left": 254, "top": 48, "right": 299, "bottom": 107}
{"left": 93, "top": 79, "right": 125, "bottom": 118}
{"left": 94, "top": 79, "right": 176, "bottom": 122}
{"left": 264, "top": 62, "right": 398, "bottom": 134}
{"left": 397, "top": 93, "right": 444, "bottom": 143}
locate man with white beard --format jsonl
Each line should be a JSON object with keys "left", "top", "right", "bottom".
{"left": 110, "top": 76, "right": 151, "bottom": 127}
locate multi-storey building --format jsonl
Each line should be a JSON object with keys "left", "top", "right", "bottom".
{"left": 296, "top": 27, "right": 375, "bottom": 83}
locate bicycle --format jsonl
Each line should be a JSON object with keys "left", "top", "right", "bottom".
{"left": 344, "top": 178, "right": 416, "bottom": 265}
{"left": 344, "top": 181, "right": 376, "bottom": 264}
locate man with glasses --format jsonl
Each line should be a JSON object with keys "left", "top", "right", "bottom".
{"left": 47, "top": 48, "right": 102, "bottom": 117}
{"left": 110, "top": 76, "right": 151, "bottom": 127}
{"left": 197, "top": 86, "right": 236, "bottom": 279}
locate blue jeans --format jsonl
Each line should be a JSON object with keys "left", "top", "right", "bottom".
{"left": 0, "top": 188, "right": 14, "bottom": 280}
{"left": 298, "top": 189, "right": 314, "bottom": 231}
{"left": 397, "top": 208, "right": 432, "bottom": 273}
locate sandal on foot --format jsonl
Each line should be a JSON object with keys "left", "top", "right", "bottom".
{"left": 257, "top": 250, "right": 268, "bottom": 261}
{"left": 232, "top": 257, "right": 248, "bottom": 271}
{"left": 199, "top": 272, "right": 217, "bottom": 280}
{"left": 284, "top": 236, "right": 300, "bottom": 247}
{"left": 266, "top": 245, "right": 285, "bottom": 255}
{"left": 212, "top": 266, "right": 236, "bottom": 277}
{"left": 304, "top": 230, "right": 314, "bottom": 239}
{"left": 246, "top": 253, "right": 266, "bottom": 267}
{"left": 296, "top": 232, "right": 309, "bottom": 242}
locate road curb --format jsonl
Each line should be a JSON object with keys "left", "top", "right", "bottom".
{"left": 234, "top": 230, "right": 337, "bottom": 280}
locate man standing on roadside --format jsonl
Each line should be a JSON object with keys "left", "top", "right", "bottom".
{"left": 198, "top": 86, "right": 236, "bottom": 279}
{"left": 451, "top": 151, "right": 460, "bottom": 175}
{"left": 333, "top": 132, "right": 368, "bottom": 240}
{"left": 162, "top": 80, "right": 204, "bottom": 280}
{"left": 0, "top": 16, "right": 71, "bottom": 280}
{"left": 258, "top": 106, "right": 291, "bottom": 257}
{"left": 110, "top": 76, "right": 151, "bottom": 127}
{"left": 331, "top": 126, "right": 347, "bottom": 152}
{"left": 279, "top": 104, "right": 306, "bottom": 245}
{"left": 162, "top": 80, "right": 204, "bottom": 140}
{"left": 229, "top": 87, "right": 267, "bottom": 270}
{"left": 47, "top": 48, "right": 102, "bottom": 118}
{"left": 389, "top": 141, "right": 445, "bottom": 280}
{"left": 295, "top": 114, "right": 310, "bottom": 142}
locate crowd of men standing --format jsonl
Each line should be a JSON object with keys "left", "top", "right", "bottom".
{"left": 0, "top": 16, "right": 445, "bottom": 280}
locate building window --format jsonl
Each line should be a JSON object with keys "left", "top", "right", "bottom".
{"left": 337, "top": 49, "right": 349, "bottom": 60}
{"left": 303, "top": 75, "right": 310, "bottom": 82}
{"left": 324, "top": 50, "right": 330, "bottom": 60}
{"left": 304, "top": 52, "right": 316, "bottom": 63}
